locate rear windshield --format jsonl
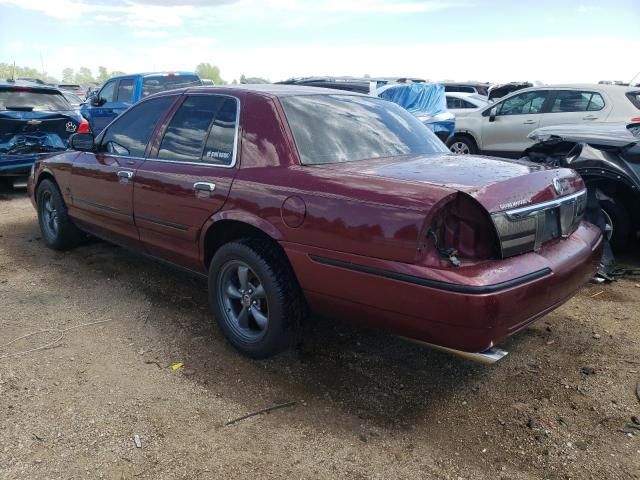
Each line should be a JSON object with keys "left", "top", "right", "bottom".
{"left": 142, "top": 75, "right": 201, "bottom": 97}
{"left": 281, "top": 94, "right": 447, "bottom": 165}
{"left": 0, "top": 87, "right": 72, "bottom": 111}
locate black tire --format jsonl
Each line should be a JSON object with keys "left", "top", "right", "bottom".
{"left": 208, "top": 238, "right": 303, "bottom": 359}
{"left": 448, "top": 134, "right": 478, "bottom": 155}
{"left": 599, "top": 196, "right": 630, "bottom": 252}
{"left": 36, "top": 179, "right": 84, "bottom": 250}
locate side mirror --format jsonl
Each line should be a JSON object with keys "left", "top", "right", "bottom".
{"left": 70, "top": 133, "right": 96, "bottom": 152}
{"left": 489, "top": 106, "right": 497, "bottom": 122}
{"left": 90, "top": 95, "right": 104, "bottom": 107}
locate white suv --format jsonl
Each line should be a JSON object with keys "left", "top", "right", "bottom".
{"left": 449, "top": 84, "right": 640, "bottom": 157}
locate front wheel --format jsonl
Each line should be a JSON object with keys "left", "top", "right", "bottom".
{"left": 36, "top": 179, "right": 84, "bottom": 250}
{"left": 448, "top": 135, "right": 477, "bottom": 155}
{"left": 208, "top": 239, "right": 303, "bottom": 358}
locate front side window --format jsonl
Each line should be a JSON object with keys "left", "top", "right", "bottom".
{"left": 116, "top": 79, "right": 134, "bottom": 103}
{"left": 550, "top": 90, "right": 605, "bottom": 112}
{"left": 498, "top": 91, "right": 548, "bottom": 115}
{"left": 281, "top": 94, "right": 447, "bottom": 165}
{"left": 99, "top": 81, "right": 116, "bottom": 103}
{"left": 101, "top": 96, "right": 174, "bottom": 157}
{"left": 158, "top": 95, "right": 238, "bottom": 165}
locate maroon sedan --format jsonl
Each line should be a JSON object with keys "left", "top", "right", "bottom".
{"left": 28, "top": 85, "right": 602, "bottom": 361}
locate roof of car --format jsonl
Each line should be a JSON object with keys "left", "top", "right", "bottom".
{"left": 184, "top": 83, "right": 367, "bottom": 97}
{"left": 0, "top": 80, "right": 61, "bottom": 91}
{"left": 108, "top": 71, "right": 199, "bottom": 81}
{"left": 520, "top": 83, "right": 638, "bottom": 92}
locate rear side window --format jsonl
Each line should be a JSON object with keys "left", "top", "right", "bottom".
{"left": 158, "top": 95, "right": 238, "bottom": 166}
{"left": 101, "top": 96, "right": 174, "bottom": 157}
{"left": 141, "top": 75, "right": 201, "bottom": 98}
{"left": 551, "top": 91, "right": 605, "bottom": 112}
{"left": 447, "top": 97, "right": 476, "bottom": 109}
{"left": 202, "top": 98, "right": 238, "bottom": 165}
{"left": 0, "top": 88, "right": 71, "bottom": 111}
{"left": 116, "top": 79, "right": 134, "bottom": 103}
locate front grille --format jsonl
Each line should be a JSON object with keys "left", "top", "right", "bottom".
{"left": 491, "top": 190, "right": 587, "bottom": 258}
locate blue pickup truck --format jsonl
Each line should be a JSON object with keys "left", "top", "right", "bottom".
{"left": 80, "top": 72, "right": 202, "bottom": 133}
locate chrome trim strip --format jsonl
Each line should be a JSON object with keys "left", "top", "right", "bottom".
{"left": 136, "top": 213, "right": 189, "bottom": 231}
{"left": 504, "top": 190, "right": 586, "bottom": 219}
{"left": 74, "top": 197, "right": 131, "bottom": 216}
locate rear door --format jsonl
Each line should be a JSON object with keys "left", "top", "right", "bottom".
{"left": 539, "top": 89, "right": 610, "bottom": 127}
{"left": 134, "top": 93, "right": 240, "bottom": 271}
{"left": 480, "top": 90, "right": 550, "bottom": 156}
{"left": 69, "top": 95, "right": 176, "bottom": 248}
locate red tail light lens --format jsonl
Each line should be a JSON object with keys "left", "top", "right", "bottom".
{"left": 77, "top": 118, "right": 90, "bottom": 133}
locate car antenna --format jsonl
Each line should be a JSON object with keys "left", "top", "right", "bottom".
{"left": 11, "top": 61, "right": 15, "bottom": 82}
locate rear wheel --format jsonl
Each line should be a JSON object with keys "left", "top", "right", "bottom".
{"left": 208, "top": 238, "right": 303, "bottom": 358}
{"left": 448, "top": 135, "right": 477, "bottom": 155}
{"left": 36, "top": 179, "right": 84, "bottom": 250}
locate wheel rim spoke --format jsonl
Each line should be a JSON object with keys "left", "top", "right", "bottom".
{"left": 251, "top": 284, "right": 265, "bottom": 299}
{"left": 237, "top": 266, "right": 249, "bottom": 291}
{"left": 226, "top": 283, "right": 242, "bottom": 299}
{"left": 237, "top": 306, "right": 250, "bottom": 328}
{"left": 250, "top": 306, "right": 268, "bottom": 329}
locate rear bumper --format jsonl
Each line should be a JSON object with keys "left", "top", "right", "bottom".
{"left": 284, "top": 222, "right": 602, "bottom": 353}
{"left": 0, "top": 156, "right": 36, "bottom": 176}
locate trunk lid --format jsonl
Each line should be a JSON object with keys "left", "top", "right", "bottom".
{"left": 319, "top": 152, "right": 584, "bottom": 213}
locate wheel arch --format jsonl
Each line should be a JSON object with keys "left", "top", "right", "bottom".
{"left": 582, "top": 174, "right": 640, "bottom": 229}
{"left": 200, "top": 211, "right": 285, "bottom": 270}
{"left": 34, "top": 169, "right": 58, "bottom": 205}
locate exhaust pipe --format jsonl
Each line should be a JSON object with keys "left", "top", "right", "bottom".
{"left": 400, "top": 337, "right": 509, "bottom": 364}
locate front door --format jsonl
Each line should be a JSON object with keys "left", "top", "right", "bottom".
{"left": 480, "top": 90, "right": 550, "bottom": 156}
{"left": 134, "top": 94, "right": 240, "bottom": 271}
{"left": 69, "top": 95, "right": 177, "bottom": 247}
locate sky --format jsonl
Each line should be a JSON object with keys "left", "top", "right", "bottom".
{"left": 0, "top": 0, "right": 639, "bottom": 84}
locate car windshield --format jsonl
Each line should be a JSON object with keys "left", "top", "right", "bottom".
{"left": 281, "top": 94, "right": 447, "bottom": 165}
{"left": 63, "top": 92, "right": 83, "bottom": 104}
{"left": 141, "top": 75, "right": 201, "bottom": 97}
{"left": 0, "top": 87, "right": 72, "bottom": 111}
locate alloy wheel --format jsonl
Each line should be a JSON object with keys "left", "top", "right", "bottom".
{"left": 217, "top": 260, "right": 269, "bottom": 342}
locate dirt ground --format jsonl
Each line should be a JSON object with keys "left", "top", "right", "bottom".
{"left": 1, "top": 187, "right": 639, "bottom": 480}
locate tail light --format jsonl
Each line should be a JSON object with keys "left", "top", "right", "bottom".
{"left": 422, "top": 194, "right": 499, "bottom": 266}
{"left": 77, "top": 118, "right": 90, "bottom": 133}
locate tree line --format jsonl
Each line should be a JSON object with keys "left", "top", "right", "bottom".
{"left": 0, "top": 62, "right": 262, "bottom": 86}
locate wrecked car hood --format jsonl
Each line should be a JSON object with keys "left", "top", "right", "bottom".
{"left": 528, "top": 124, "right": 639, "bottom": 148}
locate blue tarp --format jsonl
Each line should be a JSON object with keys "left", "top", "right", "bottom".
{"left": 374, "top": 83, "right": 455, "bottom": 140}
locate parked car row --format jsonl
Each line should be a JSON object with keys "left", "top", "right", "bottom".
{"left": 26, "top": 84, "right": 605, "bottom": 363}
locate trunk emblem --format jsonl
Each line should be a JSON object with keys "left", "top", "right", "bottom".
{"left": 26, "top": 119, "right": 42, "bottom": 126}
{"left": 65, "top": 121, "right": 77, "bottom": 133}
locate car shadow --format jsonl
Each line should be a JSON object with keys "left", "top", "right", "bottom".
{"left": 3, "top": 212, "right": 546, "bottom": 430}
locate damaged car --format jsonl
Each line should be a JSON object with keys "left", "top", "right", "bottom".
{"left": 1, "top": 81, "right": 89, "bottom": 184}
{"left": 523, "top": 122, "right": 640, "bottom": 252}
{"left": 29, "top": 85, "right": 601, "bottom": 362}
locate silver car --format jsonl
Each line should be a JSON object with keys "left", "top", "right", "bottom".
{"left": 448, "top": 84, "right": 640, "bottom": 156}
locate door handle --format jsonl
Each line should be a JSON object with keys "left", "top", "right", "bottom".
{"left": 117, "top": 170, "right": 134, "bottom": 180}
{"left": 582, "top": 115, "right": 598, "bottom": 120}
{"left": 523, "top": 120, "right": 536, "bottom": 125}
{"left": 193, "top": 182, "right": 216, "bottom": 192}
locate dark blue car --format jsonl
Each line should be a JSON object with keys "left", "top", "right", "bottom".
{"left": 80, "top": 72, "right": 202, "bottom": 133}
{"left": 0, "top": 81, "right": 89, "bottom": 181}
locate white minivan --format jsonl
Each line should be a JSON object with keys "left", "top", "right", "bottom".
{"left": 449, "top": 84, "right": 640, "bottom": 157}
